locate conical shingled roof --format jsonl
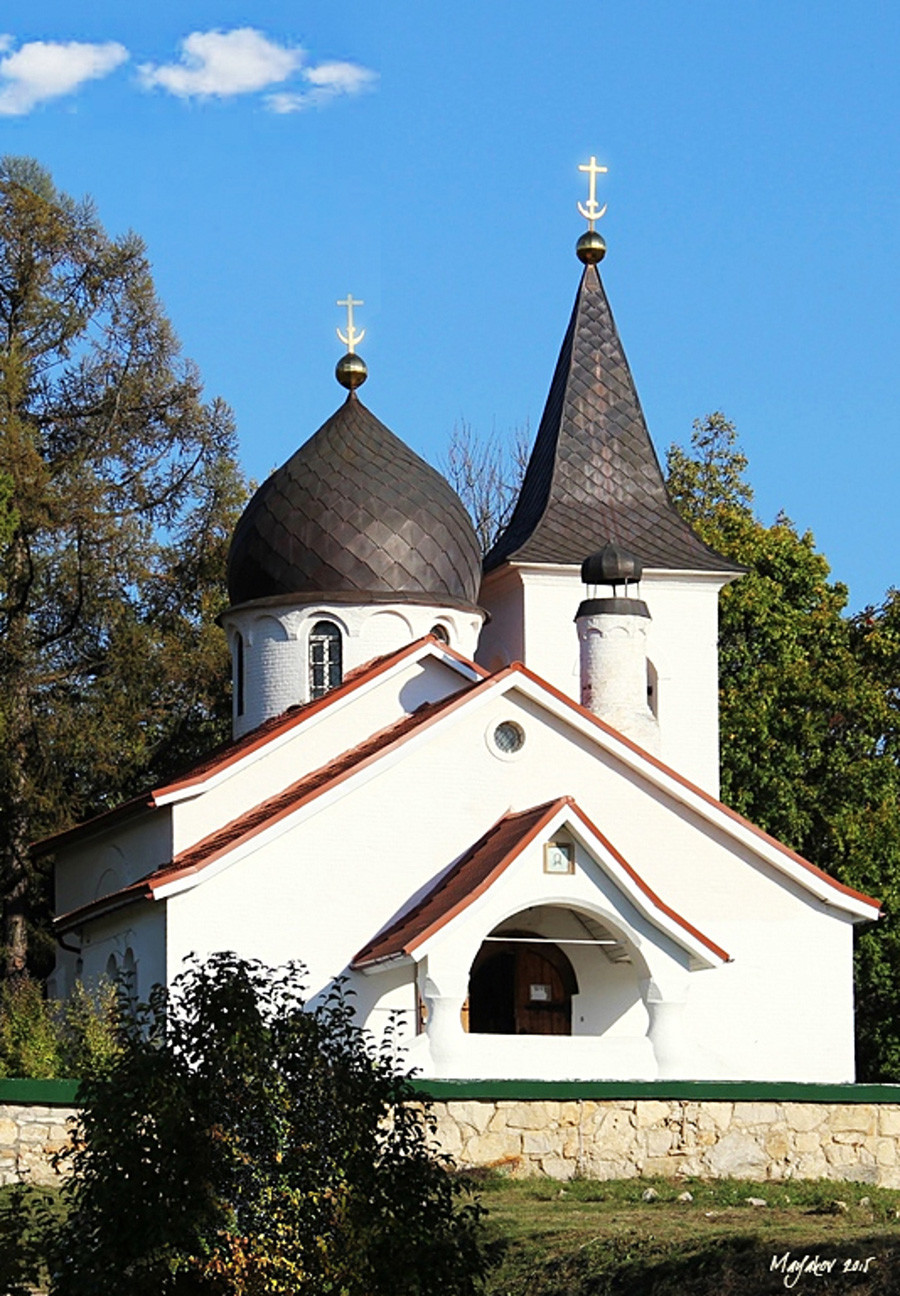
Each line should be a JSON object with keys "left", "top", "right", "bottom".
{"left": 483, "top": 265, "right": 741, "bottom": 573}
{"left": 228, "top": 393, "right": 482, "bottom": 608}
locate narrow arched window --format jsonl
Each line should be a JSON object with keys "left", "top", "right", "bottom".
{"left": 234, "top": 632, "right": 245, "bottom": 717}
{"left": 309, "top": 621, "right": 342, "bottom": 699}
{"left": 647, "top": 658, "right": 659, "bottom": 718}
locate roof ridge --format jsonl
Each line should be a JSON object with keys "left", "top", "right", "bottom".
{"left": 506, "top": 661, "right": 880, "bottom": 914}
{"left": 145, "top": 682, "right": 485, "bottom": 889}
{"left": 352, "top": 793, "right": 730, "bottom": 969}
{"left": 54, "top": 686, "right": 486, "bottom": 934}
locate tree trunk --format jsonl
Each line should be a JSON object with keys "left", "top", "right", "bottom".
{"left": 1, "top": 548, "right": 33, "bottom": 982}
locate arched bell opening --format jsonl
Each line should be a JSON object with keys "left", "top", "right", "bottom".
{"left": 466, "top": 929, "right": 578, "bottom": 1036}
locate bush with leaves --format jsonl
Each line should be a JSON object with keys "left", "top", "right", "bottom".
{"left": 0, "top": 1183, "right": 61, "bottom": 1295}
{"left": 49, "top": 953, "right": 492, "bottom": 1296}
{"left": 0, "top": 976, "right": 120, "bottom": 1079}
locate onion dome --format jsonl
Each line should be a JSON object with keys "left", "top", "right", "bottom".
{"left": 227, "top": 393, "right": 482, "bottom": 610}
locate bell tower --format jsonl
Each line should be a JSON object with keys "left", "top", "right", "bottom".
{"left": 476, "top": 162, "right": 742, "bottom": 794}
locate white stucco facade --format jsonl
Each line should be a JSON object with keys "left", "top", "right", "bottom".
{"left": 45, "top": 245, "right": 879, "bottom": 1090}
{"left": 224, "top": 597, "right": 485, "bottom": 738}
{"left": 477, "top": 564, "right": 732, "bottom": 797}
{"left": 50, "top": 639, "right": 877, "bottom": 1084}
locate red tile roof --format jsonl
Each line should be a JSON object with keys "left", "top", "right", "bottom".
{"left": 52, "top": 650, "right": 880, "bottom": 934}
{"left": 37, "top": 635, "right": 480, "bottom": 857}
{"left": 353, "top": 802, "right": 561, "bottom": 966}
{"left": 54, "top": 683, "right": 484, "bottom": 934}
{"left": 507, "top": 663, "right": 881, "bottom": 915}
{"left": 352, "top": 797, "right": 730, "bottom": 968}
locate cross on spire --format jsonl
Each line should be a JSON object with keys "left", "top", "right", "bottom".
{"left": 336, "top": 294, "right": 365, "bottom": 353}
{"left": 577, "top": 156, "right": 608, "bottom": 229}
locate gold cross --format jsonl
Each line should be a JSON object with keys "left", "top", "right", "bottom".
{"left": 578, "top": 156, "right": 608, "bottom": 229}
{"left": 336, "top": 294, "right": 365, "bottom": 353}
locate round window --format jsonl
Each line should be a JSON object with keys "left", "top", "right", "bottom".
{"left": 493, "top": 721, "right": 525, "bottom": 755}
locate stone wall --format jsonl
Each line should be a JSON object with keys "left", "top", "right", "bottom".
{"left": 4, "top": 1095, "right": 900, "bottom": 1189}
{"left": 0, "top": 1103, "right": 76, "bottom": 1187}
{"left": 431, "top": 1098, "right": 900, "bottom": 1187}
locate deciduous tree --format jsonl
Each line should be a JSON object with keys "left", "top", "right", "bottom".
{"left": 0, "top": 157, "right": 246, "bottom": 979}
{"left": 667, "top": 415, "right": 900, "bottom": 1080}
{"left": 440, "top": 419, "right": 529, "bottom": 555}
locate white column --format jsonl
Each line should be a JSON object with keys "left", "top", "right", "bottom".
{"left": 422, "top": 967, "right": 468, "bottom": 1078}
{"left": 640, "top": 976, "right": 691, "bottom": 1078}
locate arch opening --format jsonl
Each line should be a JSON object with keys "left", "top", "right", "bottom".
{"left": 464, "top": 905, "right": 648, "bottom": 1040}
{"left": 467, "top": 929, "right": 578, "bottom": 1036}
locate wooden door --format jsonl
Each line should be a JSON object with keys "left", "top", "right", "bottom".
{"left": 513, "top": 946, "right": 571, "bottom": 1035}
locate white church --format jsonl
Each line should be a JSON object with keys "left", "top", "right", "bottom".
{"left": 42, "top": 178, "right": 879, "bottom": 1084}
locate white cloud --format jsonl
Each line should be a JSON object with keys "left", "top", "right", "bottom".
{"left": 305, "top": 61, "right": 378, "bottom": 96}
{"left": 266, "top": 60, "right": 377, "bottom": 113}
{"left": 140, "top": 28, "right": 302, "bottom": 99}
{"left": 0, "top": 39, "right": 127, "bottom": 116}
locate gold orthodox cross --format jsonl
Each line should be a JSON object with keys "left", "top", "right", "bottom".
{"left": 336, "top": 294, "right": 365, "bottom": 353}
{"left": 578, "top": 156, "right": 608, "bottom": 229}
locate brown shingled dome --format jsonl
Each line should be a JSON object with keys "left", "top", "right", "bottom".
{"left": 227, "top": 393, "right": 482, "bottom": 609}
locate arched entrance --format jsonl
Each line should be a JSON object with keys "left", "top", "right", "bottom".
{"left": 467, "top": 932, "right": 578, "bottom": 1035}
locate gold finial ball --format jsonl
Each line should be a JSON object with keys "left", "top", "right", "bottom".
{"left": 336, "top": 352, "right": 368, "bottom": 390}
{"left": 576, "top": 230, "right": 607, "bottom": 265}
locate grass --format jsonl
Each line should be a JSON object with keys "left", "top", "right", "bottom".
{"left": 6, "top": 1176, "right": 900, "bottom": 1294}
{"left": 475, "top": 1174, "right": 900, "bottom": 1295}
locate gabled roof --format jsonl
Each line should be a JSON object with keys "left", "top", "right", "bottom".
{"left": 54, "top": 682, "right": 486, "bottom": 934}
{"left": 353, "top": 802, "right": 559, "bottom": 967}
{"left": 36, "top": 635, "right": 483, "bottom": 857}
{"left": 503, "top": 664, "right": 880, "bottom": 922}
{"left": 352, "top": 797, "right": 731, "bottom": 971}
{"left": 54, "top": 653, "right": 880, "bottom": 933}
{"left": 483, "top": 264, "right": 741, "bottom": 574}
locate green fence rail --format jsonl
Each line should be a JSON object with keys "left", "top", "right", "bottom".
{"left": 0, "top": 1078, "right": 81, "bottom": 1105}
{"left": 414, "top": 1078, "right": 900, "bottom": 1104}
{"left": 4, "top": 1076, "right": 900, "bottom": 1108}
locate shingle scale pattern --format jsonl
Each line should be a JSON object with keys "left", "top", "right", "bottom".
{"left": 483, "top": 266, "right": 741, "bottom": 573}
{"left": 228, "top": 394, "right": 482, "bottom": 607}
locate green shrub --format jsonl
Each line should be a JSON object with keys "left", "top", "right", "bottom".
{"left": 58, "top": 979, "right": 121, "bottom": 1077}
{"left": 0, "top": 976, "right": 121, "bottom": 1080}
{"left": 50, "top": 953, "right": 493, "bottom": 1295}
{"left": 0, "top": 978, "right": 62, "bottom": 1079}
{"left": 0, "top": 1184, "right": 63, "bottom": 1296}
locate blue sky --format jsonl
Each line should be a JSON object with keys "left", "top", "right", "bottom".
{"left": 2, "top": 2, "right": 898, "bottom": 609}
